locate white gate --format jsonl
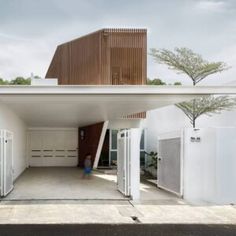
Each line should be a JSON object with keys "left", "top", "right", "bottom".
{"left": 158, "top": 131, "right": 183, "bottom": 196}
{"left": 117, "top": 130, "right": 131, "bottom": 196}
{"left": 117, "top": 129, "right": 141, "bottom": 200}
{"left": 0, "top": 130, "right": 14, "bottom": 197}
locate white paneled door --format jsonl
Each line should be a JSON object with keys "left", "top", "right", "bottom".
{"left": 28, "top": 129, "right": 78, "bottom": 167}
{"left": 0, "top": 130, "right": 14, "bottom": 197}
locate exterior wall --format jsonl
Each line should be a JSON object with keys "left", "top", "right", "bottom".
{"left": 146, "top": 106, "right": 236, "bottom": 204}
{"left": 46, "top": 28, "right": 147, "bottom": 86}
{"left": 108, "top": 119, "right": 142, "bottom": 129}
{"left": 78, "top": 122, "right": 104, "bottom": 167}
{"left": 46, "top": 31, "right": 101, "bottom": 85}
{"left": 104, "top": 29, "right": 147, "bottom": 85}
{"left": 0, "top": 104, "right": 27, "bottom": 180}
{"left": 146, "top": 105, "right": 236, "bottom": 153}
{"left": 31, "top": 78, "right": 58, "bottom": 86}
{"left": 183, "top": 128, "right": 236, "bottom": 204}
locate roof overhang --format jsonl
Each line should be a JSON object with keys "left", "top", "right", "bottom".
{"left": 0, "top": 85, "right": 235, "bottom": 127}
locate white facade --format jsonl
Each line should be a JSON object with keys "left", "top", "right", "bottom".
{"left": 146, "top": 105, "right": 236, "bottom": 204}
{"left": 31, "top": 78, "right": 58, "bottom": 86}
{"left": 183, "top": 128, "right": 236, "bottom": 204}
{"left": 146, "top": 105, "right": 236, "bottom": 153}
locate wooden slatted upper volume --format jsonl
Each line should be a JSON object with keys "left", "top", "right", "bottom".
{"left": 46, "top": 28, "right": 147, "bottom": 85}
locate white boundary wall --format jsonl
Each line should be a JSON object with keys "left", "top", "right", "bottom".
{"left": 0, "top": 104, "right": 27, "bottom": 180}
{"left": 183, "top": 128, "right": 236, "bottom": 204}
{"left": 155, "top": 127, "right": 236, "bottom": 204}
{"left": 146, "top": 105, "right": 236, "bottom": 154}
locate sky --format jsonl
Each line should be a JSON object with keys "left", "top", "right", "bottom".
{"left": 0, "top": 0, "right": 235, "bottom": 85}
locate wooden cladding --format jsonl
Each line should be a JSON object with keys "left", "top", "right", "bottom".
{"left": 78, "top": 122, "right": 104, "bottom": 167}
{"left": 123, "top": 112, "right": 146, "bottom": 119}
{"left": 110, "top": 48, "right": 143, "bottom": 85}
{"left": 46, "top": 28, "right": 147, "bottom": 85}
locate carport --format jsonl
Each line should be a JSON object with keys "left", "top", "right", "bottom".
{"left": 0, "top": 85, "right": 233, "bottom": 201}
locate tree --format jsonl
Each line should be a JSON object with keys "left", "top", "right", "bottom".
{"left": 176, "top": 96, "right": 236, "bottom": 128}
{"left": 0, "top": 78, "right": 9, "bottom": 85}
{"left": 147, "top": 78, "right": 166, "bottom": 85}
{"left": 150, "top": 47, "right": 228, "bottom": 85}
{"left": 150, "top": 47, "right": 235, "bottom": 128}
{"left": 173, "top": 82, "right": 182, "bottom": 85}
{"left": 145, "top": 151, "right": 158, "bottom": 170}
{"left": 10, "top": 77, "right": 31, "bottom": 85}
{"left": 147, "top": 78, "right": 182, "bottom": 85}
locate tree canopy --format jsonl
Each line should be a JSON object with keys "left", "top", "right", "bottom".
{"left": 0, "top": 78, "right": 9, "bottom": 85}
{"left": 0, "top": 76, "right": 33, "bottom": 85}
{"left": 150, "top": 46, "right": 235, "bottom": 128}
{"left": 149, "top": 47, "right": 228, "bottom": 85}
{"left": 10, "top": 77, "right": 31, "bottom": 85}
{"left": 147, "top": 78, "right": 181, "bottom": 85}
{"left": 147, "top": 78, "right": 166, "bottom": 85}
{"left": 176, "top": 96, "right": 236, "bottom": 128}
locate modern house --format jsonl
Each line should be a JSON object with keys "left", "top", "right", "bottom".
{"left": 0, "top": 28, "right": 235, "bottom": 202}
{"left": 45, "top": 28, "right": 147, "bottom": 168}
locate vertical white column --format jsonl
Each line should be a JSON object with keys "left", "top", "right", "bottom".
{"left": 130, "top": 128, "right": 141, "bottom": 200}
{"left": 93, "top": 121, "right": 109, "bottom": 169}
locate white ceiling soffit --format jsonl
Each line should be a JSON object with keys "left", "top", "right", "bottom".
{"left": 0, "top": 85, "right": 235, "bottom": 127}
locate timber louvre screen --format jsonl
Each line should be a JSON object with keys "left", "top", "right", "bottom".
{"left": 46, "top": 28, "right": 147, "bottom": 85}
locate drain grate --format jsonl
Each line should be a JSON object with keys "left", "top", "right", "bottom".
{"left": 131, "top": 216, "right": 141, "bottom": 223}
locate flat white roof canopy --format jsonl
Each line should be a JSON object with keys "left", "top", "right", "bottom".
{"left": 0, "top": 85, "right": 235, "bottom": 127}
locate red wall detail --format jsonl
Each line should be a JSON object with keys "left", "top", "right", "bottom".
{"left": 78, "top": 122, "right": 104, "bottom": 167}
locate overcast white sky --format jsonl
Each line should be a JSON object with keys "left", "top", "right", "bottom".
{"left": 0, "top": 0, "right": 235, "bottom": 85}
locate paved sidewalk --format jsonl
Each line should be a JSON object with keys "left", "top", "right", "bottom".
{"left": 0, "top": 199, "right": 236, "bottom": 225}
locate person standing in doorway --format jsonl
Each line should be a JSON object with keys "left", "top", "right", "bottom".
{"left": 83, "top": 153, "right": 92, "bottom": 178}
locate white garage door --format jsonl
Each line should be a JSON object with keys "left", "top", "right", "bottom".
{"left": 28, "top": 129, "right": 78, "bottom": 167}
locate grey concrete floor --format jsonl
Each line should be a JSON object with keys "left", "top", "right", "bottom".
{"left": 5, "top": 167, "right": 180, "bottom": 203}
{"left": 6, "top": 167, "right": 125, "bottom": 200}
{"left": 1, "top": 168, "right": 236, "bottom": 225}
